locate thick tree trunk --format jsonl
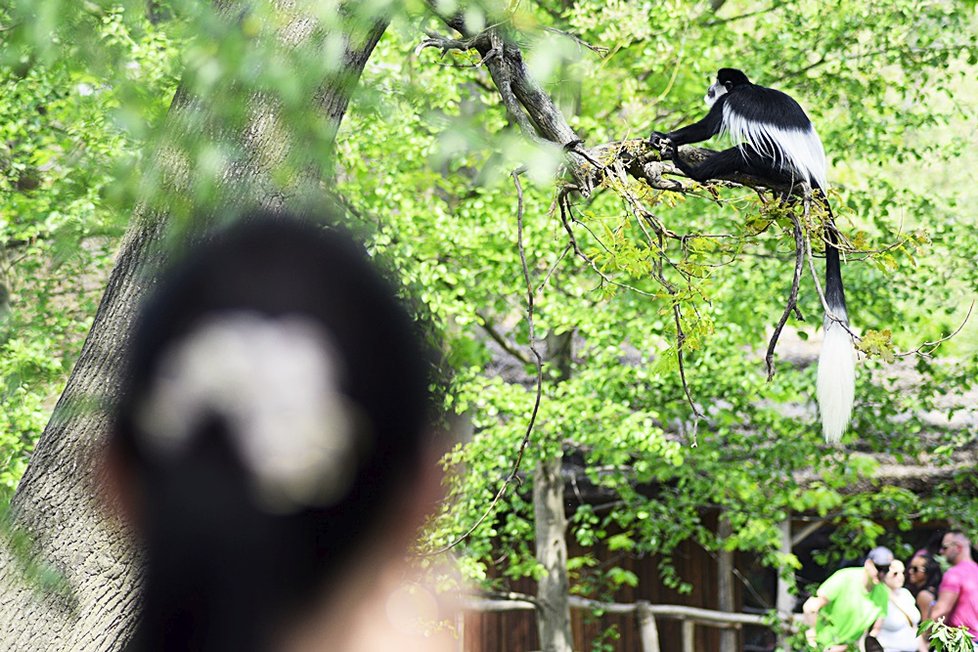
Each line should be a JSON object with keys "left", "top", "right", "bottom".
{"left": 533, "top": 456, "right": 573, "bottom": 652}
{"left": 0, "top": 11, "right": 388, "bottom": 652}
{"left": 0, "top": 217, "right": 164, "bottom": 652}
{"left": 531, "top": 332, "right": 575, "bottom": 652}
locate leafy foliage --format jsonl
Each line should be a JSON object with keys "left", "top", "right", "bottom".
{"left": 920, "top": 619, "right": 977, "bottom": 652}
{"left": 0, "top": 5, "right": 182, "bottom": 502}
{"left": 391, "top": 0, "right": 978, "bottom": 604}
{"left": 0, "top": 3, "right": 977, "bottom": 646}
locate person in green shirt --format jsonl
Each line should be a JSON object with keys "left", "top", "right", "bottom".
{"left": 803, "top": 546, "right": 893, "bottom": 651}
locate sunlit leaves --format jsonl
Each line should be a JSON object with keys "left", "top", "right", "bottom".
{"left": 858, "top": 328, "right": 896, "bottom": 362}
{"left": 0, "top": 6, "right": 181, "bottom": 502}
{"left": 1, "top": 0, "right": 977, "bottom": 626}
{"left": 920, "top": 619, "right": 977, "bottom": 652}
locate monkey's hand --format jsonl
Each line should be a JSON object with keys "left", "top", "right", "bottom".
{"left": 648, "top": 132, "right": 675, "bottom": 159}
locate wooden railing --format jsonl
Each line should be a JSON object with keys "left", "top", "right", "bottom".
{"left": 464, "top": 594, "right": 791, "bottom": 652}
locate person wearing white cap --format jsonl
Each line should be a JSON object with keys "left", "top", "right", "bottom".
{"left": 803, "top": 546, "right": 894, "bottom": 651}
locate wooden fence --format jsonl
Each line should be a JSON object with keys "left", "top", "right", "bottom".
{"left": 464, "top": 594, "right": 794, "bottom": 652}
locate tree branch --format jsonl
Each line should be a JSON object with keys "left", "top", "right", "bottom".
{"left": 896, "top": 301, "right": 975, "bottom": 359}
{"left": 541, "top": 26, "right": 610, "bottom": 56}
{"left": 477, "top": 311, "right": 532, "bottom": 365}
{"left": 765, "top": 213, "right": 806, "bottom": 380}
{"left": 425, "top": 167, "right": 544, "bottom": 555}
{"left": 416, "top": 6, "right": 883, "bottom": 401}
{"left": 421, "top": 4, "right": 594, "bottom": 189}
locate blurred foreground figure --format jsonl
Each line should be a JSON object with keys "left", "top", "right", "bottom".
{"left": 803, "top": 546, "right": 892, "bottom": 652}
{"left": 106, "top": 213, "right": 453, "bottom": 652}
{"left": 931, "top": 530, "right": 978, "bottom": 647}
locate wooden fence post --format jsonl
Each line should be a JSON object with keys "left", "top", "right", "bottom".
{"left": 682, "top": 619, "right": 695, "bottom": 652}
{"left": 635, "top": 601, "right": 660, "bottom": 652}
{"left": 718, "top": 514, "right": 737, "bottom": 652}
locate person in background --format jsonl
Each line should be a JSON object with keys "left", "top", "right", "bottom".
{"left": 931, "top": 530, "right": 978, "bottom": 648}
{"left": 803, "top": 547, "right": 893, "bottom": 652}
{"left": 103, "top": 213, "right": 454, "bottom": 652}
{"left": 906, "top": 550, "right": 942, "bottom": 623}
{"left": 876, "top": 559, "right": 925, "bottom": 652}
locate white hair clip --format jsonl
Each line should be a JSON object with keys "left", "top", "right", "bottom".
{"left": 135, "top": 313, "right": 361, "bottom": 512}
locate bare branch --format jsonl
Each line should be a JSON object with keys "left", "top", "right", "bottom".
{"left": 896, "top": 301, "right": 975, "bottom": 358}
{"left": 535, "top": 243, "right": 572, "bottom": 295}
{"left": 425, "top": 167, "right": 544, "bottom": 555}
{"left": 422, "top": 4, "right": 596, "bottom": 189}
{"left": 672, "top": 301, "right": 703, "bottom": 425}
{"left": 646, "top": 225, "right": 703, "bottom": 424}
{"left": 765, "top": 212, "right": 806, "bottom": 380}
{"left": 477, "top": 312, "right": 532, "bottom": 365}
{"left": 703, "top": 1, "right": 792, "bottom": 27}
{"left": 541, "top": 26, "right": 610, "bottom": 55}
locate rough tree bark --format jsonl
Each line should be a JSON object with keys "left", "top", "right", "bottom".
{"left": 533, "top": 456, "right": 573, "bottom": 652}
{"left": 0, "top": 7, "right": 388, "bottom": 651}
{"left": 532, "top": 331, "right": 575, "bottom": 652}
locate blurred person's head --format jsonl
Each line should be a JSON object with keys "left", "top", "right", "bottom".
{"left": 941, "top": 530, "right": 973, "bottom": 565}
{"left": 883, "top": 559, "right": 906, "bottom": 591}
{"left": 906, "top": 550, "right": 941, "bottom": 594}
{"left": 863, "top": 546, "right": 894, "bottom": 586}
{"left": 106, "top": 212, "right": 443, "bottom": 652}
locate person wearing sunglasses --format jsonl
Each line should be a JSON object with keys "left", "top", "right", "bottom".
{"left": 905, "top": 551, "right": 942, "bottom": 623}
{"left": 930, "top": 531, "right": 978, "bottom": 649}
{"left": 803, "top": 547, "right": 893, "bottom": 652}
{"left": 876, "top": 559, "right": 925, "bottom": 652}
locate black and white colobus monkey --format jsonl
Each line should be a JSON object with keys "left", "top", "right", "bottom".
{"left": 649, "top": 68, "right": 854, "bottom": 444}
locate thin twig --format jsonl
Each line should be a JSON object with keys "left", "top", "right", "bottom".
{"left": 765, "top": 212, "right": 806, "bottom": 380}
{"left": 775, "top": 43, "right": 972, "bottom": 83}
{"left": 477, "top": 312, "right": 532, "bottom": 365}
{"left": 700, "top": 545, "right": 774, "bottom": 610}
{"left": 425, "top": 168, "right": 544, "bottom": 556}
{"left": 565, "top": 141, "right": 606, "bottom": 170}
{"left": 672, "top": 302, "right": 702, "bottom": 423}
{"left": 702, "top": 1, "right": 791, "bottom": 27}
{"left": 542, "top": 26, "right": 609, "bottom": 55}
{"left": 652, "top": 228, "right": 702, "bottom": 424}
{"left": 895, "top": 301, "right": 975, "bottom": 358}
{"left": 557, "top": 191, "right": 657, "bottom": 297}
{"left": 535, "top": 243, "right": 572, "bottom": 295}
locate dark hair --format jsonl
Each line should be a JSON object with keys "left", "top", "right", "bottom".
{"left": 113, "top": 212, "right": 434, "bottom": 652}
{"left": 907, "top": 551, "right": 942, "bottom": 598}
{"left": 718, "top": 68, "right": 750, "bottom": 87}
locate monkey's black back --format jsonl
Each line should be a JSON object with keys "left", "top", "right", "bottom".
{"left": 717, "top": 81, "right": 829, "bottom": 191}
{"left": 722, "top": 84, "right": 813, "bottom": 132}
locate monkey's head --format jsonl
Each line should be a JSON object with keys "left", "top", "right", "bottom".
{"left": 705, "top": 68, "right": 750, "bottom": 107}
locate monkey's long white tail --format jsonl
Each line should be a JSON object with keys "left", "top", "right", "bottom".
{"left": 817, "top": 317, "right": 855, "bottom": 444}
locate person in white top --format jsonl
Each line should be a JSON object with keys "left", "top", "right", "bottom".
{"left": 876, "top": 559, "right": 926, "bottom": 652}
